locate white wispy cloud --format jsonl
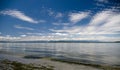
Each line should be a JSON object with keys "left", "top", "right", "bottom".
{"left": 14, "top": 25, "right": 34, "bottom": 30}
{"left": 47, "top": 9, "right": 54, "bottom": 16}
{"left": 55, "top": 12, "right": 63, "bottom": 18}
{"left": 26, "top": 32, "right": 43, "bottom": 35}
{"left": 85, "top": 9, "right": 120, "bottom": 34}
{"left": 89, "top": 10, "right": 112, "bottom": 26}
{"left": 0, "top": 10, "right": 38, "bottom": 23}
{"left": 0, "top": 35, "right": 21, "bottom": 40}
{"left": 38, "top": 20, "right": 46, "bottom": 23}
{"left": 47, "top": 9, "right": 63, "bottom": 18}
{"left": 69, "top": 12, "right": 89, "bottom": 23}
{"left": 50, "top": 9, "right": 120, "bottom": 35}
{"left": 49, "top": 26, "right": 83, "bottom": 33}
{"left": 20, "top": 35, "right": 27, "bottom": 37}
{"left": 52, "top": 22, "right": 69, "bottom": 26}
{"left": 97, "top": 0, "right": 108, "bottom": 3}
{"left": 95, "top": 3, "right": 105, "bottom": 7}
{"left": 95, "top": 0, "right": 109, "bottom": 7}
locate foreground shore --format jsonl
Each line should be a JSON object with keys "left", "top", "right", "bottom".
{"left": 0, "top": 54, "right": 120, "bottom": 70}
{"left": 0, "top": 59, "right": 54, "bottom": 70}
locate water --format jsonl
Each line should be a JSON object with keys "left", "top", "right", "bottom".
{"left": 0, "top": 43, "right": 120, "bottom": 66}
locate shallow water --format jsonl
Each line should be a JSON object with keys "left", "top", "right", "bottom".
{"left": 0, "top": 43, "right": 120, "bottom": 66}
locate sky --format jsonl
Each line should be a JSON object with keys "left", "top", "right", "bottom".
{"left": 0, "top": 0, "right": 120, "bottom": 41}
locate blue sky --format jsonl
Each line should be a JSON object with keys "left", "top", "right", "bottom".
{"left": 0, "top": 0, "right": 120, "bottom": 41}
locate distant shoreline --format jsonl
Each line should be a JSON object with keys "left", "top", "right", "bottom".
{"left": 0, "top": 40, "right": 120, "bottom": 43}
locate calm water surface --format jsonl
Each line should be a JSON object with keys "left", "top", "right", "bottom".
{"left": 0, "top": 43, "right": 120, "bottom": 66}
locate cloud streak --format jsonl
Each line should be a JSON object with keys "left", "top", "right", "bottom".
{"left": 0, "top": 10, "right": 38, "bottom": 23}
{"left": 14, "top": 25, "right": 34, "bottom": 30}
{"left": 52, "top": 22, "right": 69, "bottom": 26}
{"left": 55, "top": 12, "right": 63, "bottom": 18}
{"left": 69, "top": 12, "right": 89, "bottom": 24}
{"left": 97, "top": 0, "right": 108, "bottom": 3}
